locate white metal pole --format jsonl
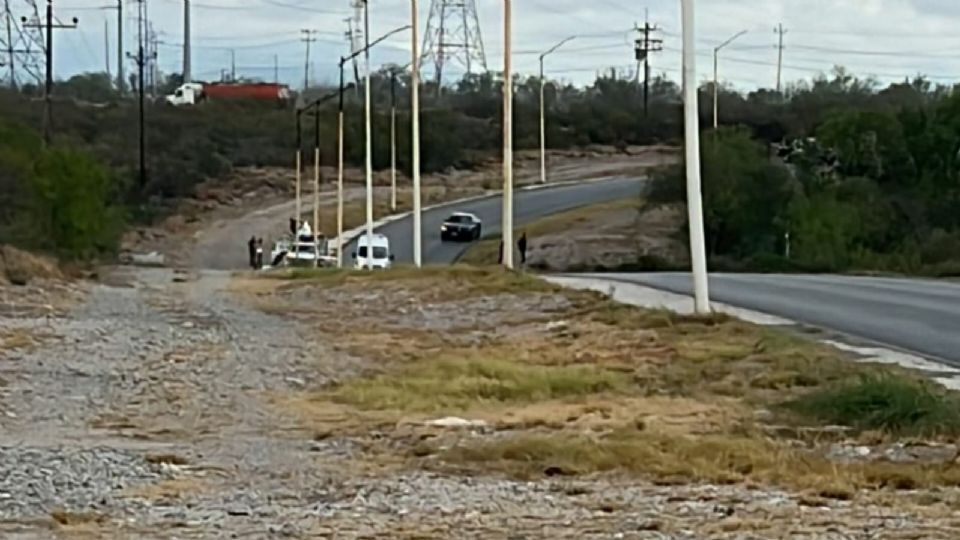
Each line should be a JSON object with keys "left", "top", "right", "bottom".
{"left": 681, "top": 0, "right": 710, "bottom": 313}
{"left": 295, "top": 149, "right": 301, "bottom": 234}
{"left": 411, "top": 0, "right": 422, "bottom": 267}
{"left": 712, "top": 30, "right": 746, "bottom": 131}
{"left": 501, "top": 0, "right": 514, "bottom": 269}
{"left": 337, "top": 110, "right": 344, "bottom": 268}
{"left": 539, "top": 56, "right": 546, "bottom": 185}
{"left": 363, "top": 0, "right": 374, "bottom": 263}
{"left": 391, "top": 101, "right": 397, "bottom": 212}
{"left": 536, "top": 37, "right": 573, "bottom": 186}
{"left": 313, "top": 145, "right": 320, "bottom": 268}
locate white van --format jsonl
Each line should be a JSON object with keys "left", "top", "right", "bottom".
{"left": 352, "top": 234, "right": 394, "bottom": 269}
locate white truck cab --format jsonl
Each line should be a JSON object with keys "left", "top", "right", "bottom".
{"left": 166, "top": 83, "right": 204, "bottom": 106}
{"left": 352, "top": 234, "right": 394, "bottom": 270}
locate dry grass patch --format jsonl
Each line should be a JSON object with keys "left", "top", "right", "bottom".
{"left": 49, "top": 511, "right": 108, "bottom": 527}
{"left": 0, "top": 327, "right": 50, "bottom": 352}
{"left": 121, "top": 478, "right": 210, "bottom": 502}
{"left": 264, "top": 265, "right": 557, "bottom": 298}
{"left": 327, "top": 356, "right": 631, "bottom": 413}
{"left": 245, "top": 263, "right": 960, "bottom": 499}
{"left": 440, "top": 429, "right": 960, "bottom": 492}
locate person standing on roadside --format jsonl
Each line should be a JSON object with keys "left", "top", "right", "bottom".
{"left": 518, "top": 232, "right": 528, "bottom": 267}
{"left": 255, "top": 238, "right": 264, "bottom": 269}
{"left": 247, "top": 236, "right": 257, "bottom": 269}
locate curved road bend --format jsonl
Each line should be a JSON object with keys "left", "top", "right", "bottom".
{"left": 344, "top": 176, "right": 644, "bottom": 264}
{"left": 584, "top": 272, "right": 960, "bottom": 365}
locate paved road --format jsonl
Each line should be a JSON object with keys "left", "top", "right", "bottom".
{"left": 588, "top": 272, "right": 960, "bottom": 365}
{"left": 344, "top": 176, "right": 644, "bottom": 264}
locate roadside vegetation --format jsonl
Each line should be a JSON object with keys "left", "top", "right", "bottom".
{"left": 649, "top": 73, "right": 960, "bottom": 275}
{"left": 238, "top": 267, "right": 960, "bottom": 501}
{"left": 5, "top": 66, "right": 960, "bottom": 274}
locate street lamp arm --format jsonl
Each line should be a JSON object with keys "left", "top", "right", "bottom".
{"left": 339, "top": 25, "right": 412, "bottom": 66}
{"left": 715, "top": 29, "right": 748, "bottom": 52}
{"left": 540, "top": 35, "right": 576, "bottom": 60}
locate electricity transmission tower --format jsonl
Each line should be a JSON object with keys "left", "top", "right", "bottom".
{"left": 1, "top": 0, "right": 45, "bottom": 88}
{"left": 421, "top": 0, "right": 487, "bottom": 87}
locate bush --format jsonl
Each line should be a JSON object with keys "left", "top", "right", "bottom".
{"left": 785, "top": 373, "right": 960, "bottom": 436}
{"left": 0, "top": 120, "right": 125, "bottom": 259}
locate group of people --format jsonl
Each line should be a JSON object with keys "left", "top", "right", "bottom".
{"left": 247, "top": 236, "right": 264, "bottom": 270}
{"left": 498, "top": 232, "right": 529, "bottom": 266}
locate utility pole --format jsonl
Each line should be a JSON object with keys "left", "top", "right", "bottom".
{"left": 313, "top": 102, "right": 320, "bottom": 267}
{"left": 337, "top": 56, "right": 345, "bottom": 268}
{"left": 147, "top": 22, "right": 157, "bottom": 97}
{"left": 634, "top": 17, "right": 661, "bottom": 118}
{"left": 411, "top": 0, "right": 422, "bottom": 267}
{"left": 273, "top": 53, "right": 278, "bottom": 83}
{"left": 390, "top": 70, "right": 397, "bottom": 212}
{"left": 182, "top": 0, "right": 190, "bottom": 82}
{"left": 104, "top": 18, "right": 110, "bottom": 78}
{"left": 22, "top": 1, "right": 78, "bottom": 144}
{"left": 125, "top": 0, "right": 146, "bottom": 187}
{"left": 300, "top": 28, "right": 316, "bottom": 90}
{"left": 681, "top": 0, "right": 710, "bottom": 314}
{"left": 501, "top": 0, "right": 513, "bottom": 269}
{"left": 230, "top": 48, "right": 235, "bottom": 81}
{"left": 362, "top": 0, "right": 373, "bottom": 256}
{"left": 713, "top": 30, "right": 746, "bottom": 129}
{"left": 775, "top": 23, "right": 786, "bottom": 93}
{"left": 115, "top": 0, "right": 122, "bottom": 92}
{"left": 539, "top": 36, "right": 574, "bottom": 185}
{"left": 295, "top": 108, "right": 302, "bottom": 235}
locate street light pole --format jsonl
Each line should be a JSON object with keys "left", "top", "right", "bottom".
{"left": 681, "top": 0, "right": 710, "bottom": 313}
{"left": 411, "top": 0, "right": 422, "bottom": 267}
{"left": 313, "top": 100, "right": 321, "bottom": 268}
{"left": 337, "top": 58, "right": 346, "bottom": 268}
{"left": 362, "top": 0, "right": 374, "bottom": 264}
{"left": 333, "top": 24, "right": 411, "bottom": 268}
{"left": 501, "top": 0, "right": 513, "bottom": 269}
{"left": 295, "top": 109, "right": 302, "bottom": 235}
{"left": 390, "top": 71, "right": 397, "bottom": 212}
{"left": 713, "top": 29, "right": 746, "bottom": 129}
{"left": 538, "top": 36, "right": 575, "bottom": 185}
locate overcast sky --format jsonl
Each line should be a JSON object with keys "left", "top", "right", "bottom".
{"left": 40, "top": 0, "right": 960, "bottom": 91}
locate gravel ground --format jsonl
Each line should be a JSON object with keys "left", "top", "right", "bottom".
{"left": 3, "top": 268, "right": 960, "bottom": 538}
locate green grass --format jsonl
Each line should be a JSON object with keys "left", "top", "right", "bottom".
{"left": 327, "top": 356, "right": 631, "bottom": 413}
{"left": 785, "top": 373, "right": 960, "bottom": 436}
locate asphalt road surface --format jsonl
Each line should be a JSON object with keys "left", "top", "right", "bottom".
{"left": 589, "top": 272, "right": 960, "bottom": 365}
{"left": 344, "top": 176, "right": 644, "bottom": 265}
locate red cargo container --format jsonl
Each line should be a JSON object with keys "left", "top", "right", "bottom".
{"left": 202, "top": 83, "right": 291, "bottom": 102}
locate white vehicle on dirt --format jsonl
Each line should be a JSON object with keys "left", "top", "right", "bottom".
{"left": 269, "top": 222, "right": 335, "bottom": 268}
{"left": 352, "top": 234, "right": 394, "bottom": 270}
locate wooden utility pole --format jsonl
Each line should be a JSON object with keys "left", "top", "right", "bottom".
{"left": 634, "top": 17, "right": 661, "bottom": 118}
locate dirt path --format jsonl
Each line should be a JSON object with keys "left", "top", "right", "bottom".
{"left": 0, "top": 267, "right": 360, "bottom": 537}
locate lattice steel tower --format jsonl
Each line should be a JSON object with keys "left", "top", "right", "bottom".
{"left": 1, "top": 0, "right": 45, "bottom": 88}
{"left": 421, "top": 0, "right": 487, "bottom": 86}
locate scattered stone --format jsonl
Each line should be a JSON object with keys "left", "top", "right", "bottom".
{"left": 423, "top": 417, "right": 488, "bottom": 428}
